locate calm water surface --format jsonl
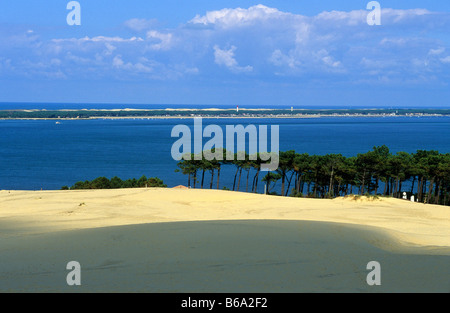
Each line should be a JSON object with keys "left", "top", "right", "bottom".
{"left": 0, "top": 117, "right": 449, "bottom": 190}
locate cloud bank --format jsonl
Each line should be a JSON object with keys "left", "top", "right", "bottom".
{"left": 1, "top": 4, "right": 449, "bottom": 87}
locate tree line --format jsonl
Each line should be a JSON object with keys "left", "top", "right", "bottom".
{"left": 62, "top": 175, "right": 167, "bottom": 190}
{"left": 2, "top": 108, "right": 450, "bottom": 119}
{"left": 175, "top": 146, "right": 450, "bottom": 206}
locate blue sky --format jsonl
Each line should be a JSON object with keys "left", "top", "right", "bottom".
{"left": 0, "top": 1, "right": 449, "bottom": 107}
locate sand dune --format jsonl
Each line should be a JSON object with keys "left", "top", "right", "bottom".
{"left": 0, "top": 188, "right": 449, "bottom": 292}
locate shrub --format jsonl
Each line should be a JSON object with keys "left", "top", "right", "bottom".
{"left": 66, "top": 175, "right": 167, "bottom": 190}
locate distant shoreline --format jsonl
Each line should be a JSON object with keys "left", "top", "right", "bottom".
{"left": 0, "top": 108, "right": 449, "bottom": 120}
{"left": 0, "top": 115, "right": 448, "bottom": 121}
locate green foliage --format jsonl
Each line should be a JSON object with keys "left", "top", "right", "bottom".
{"left": 2, "top": 108, "right": 450, "bottom": 119}
{"left": 66, "top": 175, "right": 167, "bottom": 190}
{"left": 147, "top": 177, "right": 166, "bottom": 188}
{"left": 289, "top": 189, "right": 302, "bottom": 198}
{"left": 175, "top": 146, "right": 450, "bottom": 206}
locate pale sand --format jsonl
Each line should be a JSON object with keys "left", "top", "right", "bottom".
{"left": 0, "top": 188, "right": 449, "bottom": 292}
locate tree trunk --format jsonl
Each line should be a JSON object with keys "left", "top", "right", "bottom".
{"left": 251, "top": 173, "right": 257, "bottom": 193}
{"left": 237, "top": 168, "right": 243, "bottom": 191}
{"left": 423, "top": 179, "right": 427, "bottom": 201}
{"left": 296, "top": 173, "right": 301, "bottom": 193}
{"left": 392, "top": 178, "right": 396, "bottom": 197}
{"left": 395, "top": 177, "right": 400, "bottom": 198}
{"left": 254, "top": 169, "right": 260, "bottom": 193}
{"left": 410, "top": 176, "right": 416, "bottom": 194}
{"left": 201, "top": 170, "right": 205, "bottom": 189}
{"left": 394, "top": 177, "right": 399, "bottom": 198}
{"left": 434, "top": 181, "right": 441, "bottom": 205}
{"left": 233, "top": 167, "right": 239, "bottom": 191}
{"left": 252, "top": 168, "right": 260, "bottom": 193}
{"left": 285, "top": 172, "right": 295, "bottom": 196}
{"left": 418, "top": 176, "right": 424, "bottom": 202}
{"left": 427, "top": 178, "right": 434, "bottom": 203}
{"left": 329, "top": 167, "right": 334, "bottom": 197}
{"left": 361, "top": 170, "right": 366, "bottom": 195}
{"left": 246, "top": 169, "right": 250, "bottom": 192}
{"left": 210, "top": 169, "right": 215, "bottom": 189}
{"left": 216, "top": 166, "right": 221, "bottom": 190}
{"left": 294, "top": 172, "right": 298, "bottom": 192}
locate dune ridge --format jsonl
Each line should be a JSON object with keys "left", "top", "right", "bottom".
{"left": 1, "top": 188, "right": 449, "bottom": 292}
{"left": 1, "top": 188, "right": 449, "bottom": 249}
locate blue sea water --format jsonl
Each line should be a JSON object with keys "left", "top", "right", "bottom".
{"left": 0, "top": 116, "right": 449, "bottom": 191}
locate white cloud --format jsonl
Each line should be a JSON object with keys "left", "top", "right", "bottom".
{"left": 213, "top": 45, "right": 252, "bottom": 73}
{"left": 146, "top": 31, "right": 173, "bottom": 51}
{"left": 3, "top": 5, "right": 449, "bottom": 85}
{"left": 313, "top": 49, "right": 343, "bottom": 72}
{"left": 270, "top": 50, "right": 300, "bottom": 69}
{"left": 0, "top": 58, "right": 14, "bottom": 71}
{"left": 112, "top": 55, "right": 124, "bottom": 68}
{"left": 321, "top": 55, "right": 341, "bottom": 68}
{"left": 190, "top": 4, "right": 291, "bottom": 28}
{"left": 189, "top": 5, "right": 434, "bottom": 30}
{"left": 113, "top": 55, "right": 153, "bottom": 73}
{"left": 429, "top": 48, "right": 445, "bottom": 56}
{"left": 103, "top": 43, "right": 116, "bottom": 56}
{"left": 52, "top": 36, "right": 144, "bottom": 43}
{"left": 66, "top": 52, "right": 92, "bottom": 65}
{"left": 360, "top": 57, "right": 397, "bottom": 69}
{"left": 124, "top": 18, "right": 158, "bottom": 32}
{"left": 382, "top": 8, "right": 431, "bottom": 23}
{"left": 315, "top": 10, "right": 367, "bottom": 26}
{"left": 380, "top": 38, "right": 408, "bottom": 46}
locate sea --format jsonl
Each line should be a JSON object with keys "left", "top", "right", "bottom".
{"left": 0, "top": 103, "right": 449, "bottom": 192}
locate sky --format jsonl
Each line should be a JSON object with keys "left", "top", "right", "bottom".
{"left": 0, "top": 1, "right": 449, "bottom": 107}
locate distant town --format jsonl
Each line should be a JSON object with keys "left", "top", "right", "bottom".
{"left": 0, "top": 108, "right": 449, "bottom": 119}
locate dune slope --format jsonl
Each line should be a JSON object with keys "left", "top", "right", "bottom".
{"left": 0, "top": 188, "right": 449, "bottom": 292}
